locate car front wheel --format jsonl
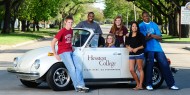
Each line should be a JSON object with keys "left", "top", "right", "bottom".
{"left": 20, "top": 79, "right": 41, "bottom": 88}
{"left": 46, "top": 63, "right": 71, "bottom": 91}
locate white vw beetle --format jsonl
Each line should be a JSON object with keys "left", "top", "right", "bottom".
{"left": 7, "top": 28, "right": 173, "bottom": 91}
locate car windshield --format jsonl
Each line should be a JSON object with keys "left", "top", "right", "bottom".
{"left": 72, "top": 29, "right": 90, "bottom": 47}
{"left": 88, "top": 34, "right": 99, "bottom": 48}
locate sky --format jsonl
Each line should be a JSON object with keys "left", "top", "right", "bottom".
{"left": 93, "top": 0, "right": 105, "bottom": 10}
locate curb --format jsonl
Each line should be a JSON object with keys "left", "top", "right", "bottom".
{"left": 162, "top": 41, "right": 190, "bottom": 44}
{"left": 0, "top": 37, "right": 52, "bottom": 69}
{"left": 0, "top": 67, "right": 9, "bottom": 70}
{"left": 0, "top": 37, "right": 52, "bottom": 51}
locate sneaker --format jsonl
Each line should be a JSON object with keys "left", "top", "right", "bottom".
{"left": 146, "top": 85, "right": 153, "bottom": 91}
{"left": 76, "top": 86, "right": 89, "bottom": 92}
{"left": 81, "top": 86, "right": 89, "bottom": 90}
{"left": 170, "top": 85, "right": 179, "bottom": 90}
{"left": 76, "top": 86, "right": 89, "bottom": 89}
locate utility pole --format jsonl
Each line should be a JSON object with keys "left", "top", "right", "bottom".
{"left": 133, "top": 1, "right": 136, "bottom": 21}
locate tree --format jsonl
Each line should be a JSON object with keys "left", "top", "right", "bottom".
{"left": 57, "top": 0, "right": 95, "bottom": 29}
{"left": 104, "top": 0, "right": 141, "bottom": 25}
{"left": 0, "top": 0, "right": 23, "bottom": 34}
{"left": 0, "top": 5, "right": 4, "bottom": 30}
{"left": 0, "top": 0, "right": 97, "bottom": 33}
{"left": 104, "top": 0, "right": 129, "bottom": 22}
{"left": 18, "top": 0, "right": 65, "bottom": 31}
{"left": 81, "top": 4, "right": 104, "bottom": 22}
{"left": 133, "top": 0, "right": 189, "bottom": 37}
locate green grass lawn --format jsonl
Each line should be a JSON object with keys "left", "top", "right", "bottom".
{"left": 162, "top": 34, "right": 190, "bottom": 42}
{"left": 0, "top": 28, "right": 190, "bottom": 45}
{"left": 0, "top": 28, "right": 58, "bottom": 45}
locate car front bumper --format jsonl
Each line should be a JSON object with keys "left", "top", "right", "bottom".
{"left": 7, "top": 68, "right": 40, "bottom": 80}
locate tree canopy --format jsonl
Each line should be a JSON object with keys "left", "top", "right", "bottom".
{"left": 104, "top": 0, "right": 190, "bottom": 37}
{"left": 0, "top": 0, "right": 96, "bottom": 33}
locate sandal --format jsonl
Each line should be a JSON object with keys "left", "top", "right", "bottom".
{"left": 133, "top": 86, "right": 144, "bottom": 90}
{"left": 133, "top": 87, "right": 139, "bottom": 90}
{"left": 138, "top": 87, "right": 144, "bottom": 90}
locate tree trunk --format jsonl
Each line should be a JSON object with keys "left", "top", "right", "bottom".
{"left": 59, "top": 21, "right": 62, "bottom": 29}
{"left": 164, "top": 18, "right": 168, "bottom": 34}
{"left": 157, "top": 15, "right": 163, "bottom": 33}
{"left": 11, "top": 15, "right": 17, "bottom": 33}
{"left": 33, "top": 21, "right": 35, "bottom": 31}
{"left": 44, "top": 20, "right": 46, "bottom": 29}
{"left": 36, "top": 22, "right": 39, "bottom": 31}
{"left": 0, "top": 21, "right": 2, "bottom": 30}
{"left": 168, "top": 16, "right": 175, "bottom": 36}
{"left": 188, "top": 25, "right": 190, "bottom": 38}
{"left": 2, "top": 0, "right": 11, "bottom": 34}
{"left": 26, "top": 21, "right": 30, "bottom": 31}
{"left": 21, "top": 20, "right": 26, "bottom": 32}
{"left": 11, "top": 20, "right": 15, "bottom": 33}
{"left": 173, "top": 13, "right": 178, "bottom": 36}
{"left": 18, "top": 21, "right": 21, "bottom": 30}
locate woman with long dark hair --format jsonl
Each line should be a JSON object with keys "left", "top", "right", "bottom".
{"left": 125, "top": 21, "right": 145, "bottom": 90}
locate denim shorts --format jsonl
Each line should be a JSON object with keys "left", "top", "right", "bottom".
{"left": 129, "top": 53, "right": 144, "bottom": 60}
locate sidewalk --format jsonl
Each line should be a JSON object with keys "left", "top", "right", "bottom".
{"left": 0, "top": 37, "right": 49, "bottom": 51}
{"left": 0, "top": 37, "right": 53, "bottom": 70}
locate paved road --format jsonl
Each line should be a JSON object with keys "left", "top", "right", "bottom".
{"left": 0, "top": 26, "right": 190, "bottom": 95}
{"left": 1, "top": 67, "right": 190, "bottom": 95}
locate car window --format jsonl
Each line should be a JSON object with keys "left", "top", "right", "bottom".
{"left": 88, "top": 34, "right": 99, "bottom": 48}
{"left": 72, "top": 29, "right": 90, "bottom": 47}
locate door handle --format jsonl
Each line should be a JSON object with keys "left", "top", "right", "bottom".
{"left": 113, "top": 52, "right": 121, "bottom": 55}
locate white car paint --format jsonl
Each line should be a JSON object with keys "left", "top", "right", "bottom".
{"left": 8, "top": 28, "right": 133, "bottom": 80}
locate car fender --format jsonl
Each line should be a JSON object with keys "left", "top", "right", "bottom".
{"left": 37, "top": 55, "right": 60, "bottom": 77}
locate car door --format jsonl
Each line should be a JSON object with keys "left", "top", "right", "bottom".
{"left": 82, "top": 34, "right": 122, "bottom": 79}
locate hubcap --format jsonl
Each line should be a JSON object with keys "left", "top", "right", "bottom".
{"left": 53, "top": 68, "right": 70, "bottom": 87}
{"left": 152, "top": 67, "right": 162, "bottom": 86}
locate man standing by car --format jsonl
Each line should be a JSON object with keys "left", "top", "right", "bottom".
{"left": 139, "top": 11, "right": 179, "bottom": 90}
{"left": 51, "top": 15, "right": 89, "bottom": 92}
{"left": 75, "top": 12, "right": 105, "bottom": 47}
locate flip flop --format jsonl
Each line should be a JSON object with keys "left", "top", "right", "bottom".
{"left": 133, "top": 87, "right": 139, "bottom": 90}
{"left": 133, "top": 87, "right": 144, "bottom": 90}
{"left": 138, "top": 87, "right": 144, "bottom": 90}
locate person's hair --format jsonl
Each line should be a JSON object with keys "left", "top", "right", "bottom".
{"left": 88, "top": 12, "right": 95, "bottom": 16}
{"left": 142, "top": 11, "right": 149, "bottom": 16}
{"left": 65, "top": 15, "right": 73, "bottom": 21}
{"left": 128, "top": 21, "right": 141, "bottom": 39}
{"left": 105, "top": 33, "right": 116, "bottom": 47}
{"left": 130, "top": 21, "right": 140, "bottom": 33}
{"left": 110, "top": 16, "right": 124, "bottom": 34}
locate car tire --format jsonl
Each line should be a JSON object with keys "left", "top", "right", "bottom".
{"left": 46, "top": 63, "right": 72, "bottom": 91}
{"left": 20, "top": 79, "right": 40, "bottom": 88}
{"left": 152, "top": 65, "right": 164, "bottom": 88}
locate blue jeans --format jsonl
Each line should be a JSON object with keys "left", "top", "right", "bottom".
{"left": 145, "top": 51, "right": 175, "bottom": 87}
{"left": 59, "top": 52, "right": 85, "bottom": 90}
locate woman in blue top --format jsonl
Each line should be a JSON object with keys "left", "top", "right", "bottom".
{"left": 125, "top": 21, "right": 145, "bottom": 90}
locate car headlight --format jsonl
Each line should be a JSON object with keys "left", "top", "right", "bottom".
{"left": 13, "top": 57, "right": 19, "bottom": 67}
{"left": 33, "top": 59, "right": 40, "bottom": 69}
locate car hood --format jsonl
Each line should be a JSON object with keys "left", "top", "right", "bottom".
{"left": 17, "top": 46, "right": 52, "bottom": 72}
